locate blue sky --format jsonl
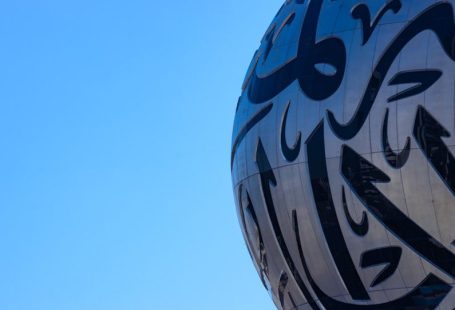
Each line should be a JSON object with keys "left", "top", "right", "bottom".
{"left": 0, "top": 0, "right": 281, "bottom": 309}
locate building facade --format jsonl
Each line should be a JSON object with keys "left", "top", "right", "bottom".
{"left": 231, "top": 0, "right": 455, "bottom": 309}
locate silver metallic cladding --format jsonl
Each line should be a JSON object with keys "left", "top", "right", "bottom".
{"left": 232, "top": 1, "right": 455, "bottom": 309}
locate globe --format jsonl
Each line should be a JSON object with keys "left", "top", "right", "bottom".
{"left": 231, "top": 0, "right": 455, "bottom": 309}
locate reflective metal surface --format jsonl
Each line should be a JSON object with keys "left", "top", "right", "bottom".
{"left": 231, "top": 1, "right": 455, "bottom": 309}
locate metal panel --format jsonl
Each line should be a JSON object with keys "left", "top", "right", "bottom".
{"left": 232, "top": 1, "right": 455, "bottom": 309}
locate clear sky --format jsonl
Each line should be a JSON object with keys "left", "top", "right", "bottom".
{"left": 0, "top": 0, "right": 281, "bottom": 309}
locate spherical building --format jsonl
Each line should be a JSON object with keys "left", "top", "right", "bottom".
{"left": 231, "top": 1, "right": 455, "bottom": 309}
